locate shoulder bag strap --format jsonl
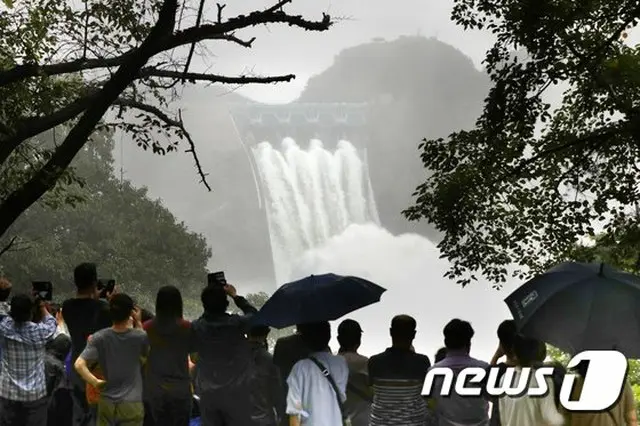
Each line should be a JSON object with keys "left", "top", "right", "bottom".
{"left": 308, "top": 356, "right": 349, "bottom": 424}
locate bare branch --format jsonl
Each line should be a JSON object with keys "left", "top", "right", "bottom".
{"left": 216, "top": 3, "right": 226, "bottom": 23}
{"left": 113, "top": 98, "right": 211, "bottom": 190}
{"left": 140, "top": 68, "right": 295, "bottom": 84}
{"left": 0, "top": 236, "right": 18, "bottom": 258}
{"left": 0, "top": 5, "right": 331, "bottom": 87}
{"left": 182, "top": 0, "right": 207, "bottom": 83}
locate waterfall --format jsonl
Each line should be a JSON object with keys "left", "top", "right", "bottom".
{"left": 252, "top": 138, "right": 380, "bottom": 284}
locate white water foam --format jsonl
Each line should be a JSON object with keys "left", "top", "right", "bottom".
{"left": 252, "top": 138, "right": 380, "bottom": 283}
{"left": 290, "top": 223, "right": 515, "bottom": 362}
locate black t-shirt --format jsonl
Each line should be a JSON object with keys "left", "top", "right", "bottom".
{"left": 62, "top": 298, "right": 111, "bottom": 363}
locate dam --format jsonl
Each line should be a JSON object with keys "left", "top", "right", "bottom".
{"left": 229, "top": 103, "right": 379, "bottom": 284}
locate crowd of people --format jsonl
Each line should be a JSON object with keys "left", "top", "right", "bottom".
{"left": 0, "top": 263, "right": 637, "bottom": 426}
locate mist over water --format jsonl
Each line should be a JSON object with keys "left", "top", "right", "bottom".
{"left": 252, "top": 137, "right": 512, "bottom": 363}
{"left": 252, "top": 138, "right": 379, "bottom": 283}
{"left": 290, "top": 223, "right": 513, "bottom": 362}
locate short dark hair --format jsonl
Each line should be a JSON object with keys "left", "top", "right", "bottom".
{"left": 300, "top": 321, "right": 331, "bottom": 352}
{"left": 337, "top": 319, "right": 362, "bottom": 350}
{"left": 155, "top": 286, "right": 182, "bottom": 320}
{"left": 513, "top": 334, "right": 543, "bottom": 366}
{"left": 497, "top": 320, "right": 517, "bottom": 355}
{"left": 201, "top": 285, "right": 228, "bottom": 314}
{"left": 390, "top": 315, "right": 416, "bottom": 340}
{"left": 435, "top": 347, "right": 448, "bottom": 363}
{"left": 10, "top": 293, "right": 34, "bottom": 323}
{"left": 443, "top": 319, "right": 474, "bottom": 350}
{"left": 109, "top": 293, "right": 134, "bottom": 323}
{"left": 249, "top": 325, "right": 271, "bottom": 338}
{"left": 74, "top": 263, "right": 97, "bottom": 292}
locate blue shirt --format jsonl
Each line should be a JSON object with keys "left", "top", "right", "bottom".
{"left": 0, "top": 314, "right": 57, "bottom": 401}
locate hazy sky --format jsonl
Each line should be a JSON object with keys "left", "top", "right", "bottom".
{"left": 186, "top": 0, "right": 496, "bottom": 103}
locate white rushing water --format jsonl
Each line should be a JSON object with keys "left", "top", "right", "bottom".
{"left": 252, "top": 138, "right": 380, "bottom": 284}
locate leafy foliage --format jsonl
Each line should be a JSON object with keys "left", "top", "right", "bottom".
{"left": 404, "top": 0, "right": 640, "bottom": 287}
{"left": 0, "top": 129, "right": 211, "bottom": 304}
{"left": 0, "top": 0, "right": 332, "bottom": 240}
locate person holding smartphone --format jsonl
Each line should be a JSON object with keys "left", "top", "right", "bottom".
{"left": 62, "top": 263, "right": 114, "bottom": 426}
{"left": 191, "top": 278, "right": 258, "bottom": 426}
{"left": 0, "top": 293, "right": 57, "bottom": 426}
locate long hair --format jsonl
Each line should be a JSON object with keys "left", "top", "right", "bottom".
{"left": 155, "top": 285, "right": 183, "bottom": 320}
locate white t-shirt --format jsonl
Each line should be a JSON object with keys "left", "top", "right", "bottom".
{"left": 286, "top": 350, "right": 349, "bottom": 426}
{"left": 498, "top": 367, "right": 565, "bottom": 426}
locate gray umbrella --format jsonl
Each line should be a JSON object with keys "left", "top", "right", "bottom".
{"left": 504, "top": 261, "right": 640, "bottom": 358}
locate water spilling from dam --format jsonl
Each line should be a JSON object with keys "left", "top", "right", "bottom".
{"left": 252, "top": 138, "right": 379, "bottom": 283}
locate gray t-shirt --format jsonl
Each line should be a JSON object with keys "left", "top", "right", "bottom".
{"left": 80, "top": 328, "right": 148, "bottom": 403}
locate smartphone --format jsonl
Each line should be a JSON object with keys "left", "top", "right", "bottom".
{"left": 32, "top": 281, "right": 53, "bottom": 301}
{"left": 97, "top": 278, "right": 116, "bottom": 299}
{"left": 207, "top": 271, "right": 226, "bottom": 288}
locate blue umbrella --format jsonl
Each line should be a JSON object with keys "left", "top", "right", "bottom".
{"left": 504, "top": 261, "right": 640, "bottom": 357}
{"left": 252, "top": 273, "right": 386, "bottom": 328}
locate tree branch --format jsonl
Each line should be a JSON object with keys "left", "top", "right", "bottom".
{"left": 0, "top": 65, "right": 293, "bottom": 169}
{"left": 112, "top": 98, "right": 211, "bottom": 190}
{"left": 0, "top": 236, "right": 18, "bottom": 258}
{"left": 0, "top": 3, "right": 331, "bottom": 87}
{"left": 0, "top": 0, "right": 179, "bottom": 237}
{"left": 0, "top": 93, "right": 98, "bottom": 166}
{"left": 493, "top": 122, "right": 628, "bottom": 184}
{"left": 140, "top": 68, "right": 295, "bottom": 84}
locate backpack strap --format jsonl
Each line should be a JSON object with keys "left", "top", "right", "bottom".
{"left": 308, "top": 356, "right": 349, "bottom": 425}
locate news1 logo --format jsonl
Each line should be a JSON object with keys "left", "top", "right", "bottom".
{"left": 422, "top": 350, "right": 628, "bottom": 411}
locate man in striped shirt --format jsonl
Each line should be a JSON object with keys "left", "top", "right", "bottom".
{"left": 368, "top": 315, "right": 431, "bottom": 426}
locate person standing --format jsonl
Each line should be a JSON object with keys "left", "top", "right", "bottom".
{"left": 337, "top": 319, "right": 372, "bottom": 426}
{"left": 247, "top": 325, "right": 285, "bottom": 426}
{"left": 498, "top": 335, "right": 565, "bottom": 426}
{"left": 488, "top": 320, "right": 517, "bottom": 426}
{"left": 430, "top": 319, "right": 489, "bottom": 426}
{"left": 0, "top": 293, "right": 57, "bottom": 426}
{"left": 143, "top": 286, "right": 193, "bottom": 426}
{"left": 62, "top": 263, "right": 113, "bottom": 426}
{"left": 286, "top": 321, "right": 349, "bottom": 426}
{"left": 191, "top": 283, "right": 257, "bottom": 426}
{"left": 368, "top": 315, "right": 431, "bottom": 426}
{"left": 74, "top": 293, "right": 148, "bottom": 426}
{"left": 273, "top": 324, "right": 311, "bottom": 426}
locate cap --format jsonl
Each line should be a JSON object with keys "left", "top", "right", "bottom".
{"left": 338, "top": 319, "right": 363, "bottom": 336}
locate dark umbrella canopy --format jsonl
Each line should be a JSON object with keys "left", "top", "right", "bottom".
{"left": 504, "top": 262, "right": 640, "bottom": 357}
{"left": 252, "top": 273, "right": 386, "bottom": 329}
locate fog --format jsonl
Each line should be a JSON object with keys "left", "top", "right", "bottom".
{"left": 187, "top": 0, "right": 496, "bottom": 103}
{"left": 291, "top": 224, "right": 514, "bottom": 361}
{"left": 112, "top": 0, "right": 516, "bottom": 356}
